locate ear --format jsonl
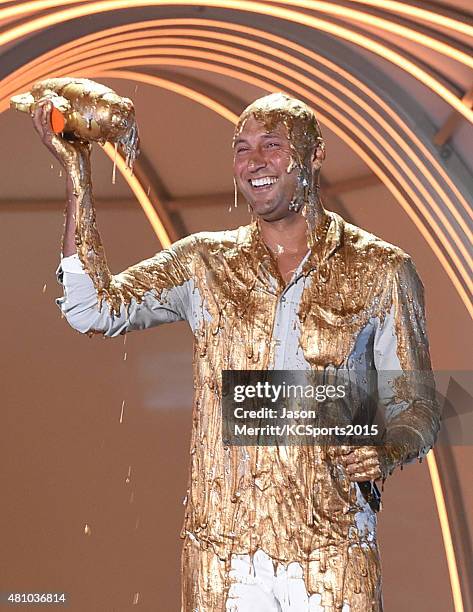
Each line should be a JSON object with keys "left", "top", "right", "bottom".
{"left": 312, "top": 138, "right": 326, "bottom": 172}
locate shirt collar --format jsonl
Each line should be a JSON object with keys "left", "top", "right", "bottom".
{"left": 241, "top": 209, "right": 343, "bottom": 285}
{"left": 301, "top": 209, "right": 342, "bottom": 275}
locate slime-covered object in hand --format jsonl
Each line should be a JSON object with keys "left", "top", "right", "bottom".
{"left": 11, "top": 77, "right": 139, "bottom": 167}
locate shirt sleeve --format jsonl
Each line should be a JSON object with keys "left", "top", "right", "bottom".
{"left": 56, "top": 237, "right": 194, "bottom": 338}
{"left": 61, "top": 253, "right": 86, "bottom": 274}
{"left": 373, "top": 254, "right": 441, "bottom": 477}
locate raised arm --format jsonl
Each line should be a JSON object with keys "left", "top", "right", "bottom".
{"left": 33, "top": 99, "right": 193, "bottom": 337}
{"left": 374, "top": 254, "right": 441, "bottom": 477}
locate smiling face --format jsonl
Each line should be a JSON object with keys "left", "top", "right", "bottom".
{"left": 233, "top": 116, "right": 300, "bottom": 221}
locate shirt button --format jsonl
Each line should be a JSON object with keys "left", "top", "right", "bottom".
{"left": 281, "top": 296, "right": 286, "bottom": 302}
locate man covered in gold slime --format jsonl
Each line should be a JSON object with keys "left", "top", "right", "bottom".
{"left": 33, "top": 92, "right": 440, "bottom": 611}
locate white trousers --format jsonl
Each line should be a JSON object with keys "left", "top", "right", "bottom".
{"left": 225, "top": 549, "right": 350, "bottom": 612}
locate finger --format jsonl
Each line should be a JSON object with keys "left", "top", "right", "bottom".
{"left": 349, "top": 468, "right": 382, "bottom": 482}
{"left": 356, "top": 456, "right": 381, "bottom": 468}
{"left": 347, "top": 467, "right": 378, "bottom": 480}
{"left": 351, "top": 455, "right": 380, "bottom": 467}
{"left": 329, "top": 445, "right": 351, "bottom": 457}
{"left": 340, "top": 454, "right": 356, "bottom": 466}
{"left": 37, "top": 96, "right": 52, "bottom": 109}
{"left": 340, "top": 450, "right": 367, "bottom": 466}
{"left": 32, "top": 100, "right": 53, "bottom": 135}
{"left": 36, "top": 98, "right": 52, "bottom": 120}
{"left": 346, "top": 462, "right": 364, "bottom": 474}
{"left": 41, "top": 101, "right": 53, "bottom": 126}
{"left": 354, "top": 445, "right": 378, "bottom": 454}
{"left": 346, "top": 457, "right": 380, "bottom": 474}
{"left": 31, "top": 103, "right": 45, "bottom": 125}
{"left": 344, "top": 448, "right": 379, "bottom": 463}
{"left": 347, "top": 461, "right": 382, "bottom": 478}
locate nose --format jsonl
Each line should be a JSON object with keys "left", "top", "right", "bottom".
{"left": 247, "top": 149, "right": 266, "bottom": 172}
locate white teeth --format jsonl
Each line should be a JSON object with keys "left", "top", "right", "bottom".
{"left": 250, "top": 176, "right": 277, "bottom": 187}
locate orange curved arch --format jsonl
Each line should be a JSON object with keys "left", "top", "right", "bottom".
{"left": 272, "top": 0, "right": 473, "bottom": 69}
{"left": 4, "top": 0, "right": 471, "bottom": 39}
{"left": 0, "top": 0, "right": 473, "bottom": 67}
{"left": 344, "top": 0, "right": 473, "bottom": 37}
{"left": 4, "top": 0, "right": 472, "bottom": 69}
{"left": 99, "top": 75, "right": 240, "bottom": 245}
{"left": 1, "top": 0, "right": 472, "bottom": 125}
{"left": 101, "top": 142, "right": 172, "bottom": 247}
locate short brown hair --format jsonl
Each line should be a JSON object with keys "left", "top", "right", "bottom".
{"left": 233, "top": 93, "right": 323, "bottom": 172}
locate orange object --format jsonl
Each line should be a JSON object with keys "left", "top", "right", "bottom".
{"left": 51, "top": 105, "right": 65, "bottom": 132}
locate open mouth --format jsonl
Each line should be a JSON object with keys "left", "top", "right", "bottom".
{"left": 248, "top": 176, "right": 278, "bottom": 191}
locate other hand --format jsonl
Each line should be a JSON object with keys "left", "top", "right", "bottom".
{"left": 337, "top": 446, "right": 382, "bottom": 482}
